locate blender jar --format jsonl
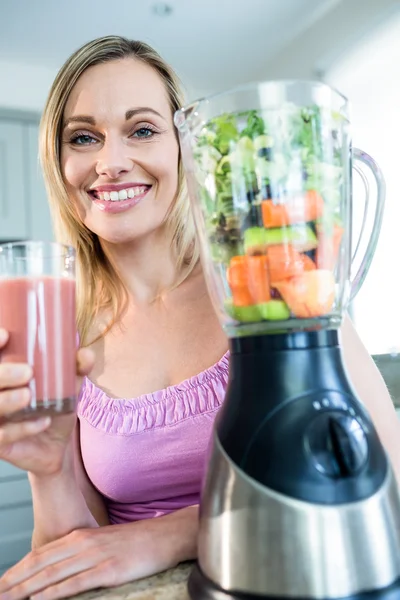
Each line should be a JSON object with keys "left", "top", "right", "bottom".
{"left": 175, "top": 80, "right": 385, "bottom": 337}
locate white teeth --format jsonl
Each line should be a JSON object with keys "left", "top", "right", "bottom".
{"left": 95, "top": 186, "right": 148, "bottom": 202}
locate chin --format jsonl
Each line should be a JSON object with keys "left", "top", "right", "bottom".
{"left": 79, "top": 198, "right": 173, "bottom": 246}
{"left": 88, "top": 221, "right": 166, "bottom": 247}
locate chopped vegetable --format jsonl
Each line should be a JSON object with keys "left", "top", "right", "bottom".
{"left": 253, "top": 134, "right": 274, "bottom": 152}
{"left": 243, "top": 227, "right": 267, "bottom": 255}
{"left": 227, "top": 256, "right": 254, "bottom": 306}
{"left": 315, "top": 224, "right": 344, "bottom": 270}
{"left": 225, "top": 299, "right": 290, "bottom": 323}
{"left": 261, "top": 191, "right": 324, "bottom": 228}
{"left": 194, "top": 103, "right": 346, "bottom": 330}
{"left": 247, "top": 256, "right": 271, "bottom": 304}
{"left": 266, "top": 245, "right": 316, "bottom": 285}
{"left": 274, "top": 270, "right": 335, "bottom": 318}
{"left": 227, "top": 255, "right": 271, "bottom": 306}
{"left": 225, "top": 300, "right": 263, "bottom": 322}
{"left": 259, "top": 300, "right": 291, "bottom": 320}
{"left": 244, "top": 225, "right": 318, "bottom": 255}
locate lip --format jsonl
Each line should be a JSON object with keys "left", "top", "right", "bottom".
{"left": 89, "top": 187, "right": 150, "bottom": 214}
{"left": 89, "top": 182, "right": 151, "bottom": 193}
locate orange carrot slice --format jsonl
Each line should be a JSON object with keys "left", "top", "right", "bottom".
{"left": 247, "top": 256, "right": 271, "bottom": 304}
{"left": 227, "top": 249, "right": 317, "bottom": 307}
{"left": 227, "top": 256, "right": 253, "bottom": 306}
{"left": 227, "top": 255, "right": 271, "bottom": 306}
{"left": 315, "top": 224, "right": 344, "bottom": 270}
{"left": 267, "top": 245, "right": 316, "bottom": 285}
{"left": 261, "top": 191, "right": 324, "bottom": 228}
{"left": 274, "top": 270, "right": 335, "bottom": 318}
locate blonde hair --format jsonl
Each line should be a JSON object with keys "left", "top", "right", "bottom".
{"left": 39, "top": 36, "right": 198, "bottom": 345}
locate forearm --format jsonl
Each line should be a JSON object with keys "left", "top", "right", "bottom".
{"left": 163, "top": 505, "right": 199, "bottom": 565}
{"left": 123, "top": 504, "right": 199, "bottom": 570}
{"left": 28, "top": 444, "right": 99, "bottom": 548}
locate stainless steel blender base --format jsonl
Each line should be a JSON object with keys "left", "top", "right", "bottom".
{"left": 188, "top": 564, "right": 400, "bottom": 600}
{"left": 193, "top": 435, "right": 400, "bottom": 599}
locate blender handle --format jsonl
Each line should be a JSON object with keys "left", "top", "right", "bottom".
{"left": 349, "top": 148, "right": 386, "bottom": 301}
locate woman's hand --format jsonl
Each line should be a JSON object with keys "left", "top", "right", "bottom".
{"left": 0, "top": 507, "right": 198, "bottom": 600}
{"left": 0, "top": 328, "right": 94, "bottom": 475}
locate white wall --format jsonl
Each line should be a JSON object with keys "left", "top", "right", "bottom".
{"left": 0, "top": 0, "right": 397, "bottom": 113}
{"left": 324, "top": 13, "right": 400, "bottom": 355}
{"left": 0, "top": 56, "right": 206, "bottom": 113}
{"left": 0, "top": 60, "right": 56, "bottom": 112}
{"left": 261, "top": 0, "right": 399, "bottom": 81}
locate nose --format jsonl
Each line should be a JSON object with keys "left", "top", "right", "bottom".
{"left": 95, "top": 138, "right": 133, "bottom": 180}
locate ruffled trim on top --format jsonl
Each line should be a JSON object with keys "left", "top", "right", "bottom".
{"left": 78, "top": 352, "right": 229, "bottom": 436}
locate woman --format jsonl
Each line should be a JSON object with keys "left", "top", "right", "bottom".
{"left": 0, "top": 36, "right": 398, "bottom": 600}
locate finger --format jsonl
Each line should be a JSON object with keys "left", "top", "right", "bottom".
{"left": 30, "top": 564, "right": 116, "bottom": 600}
{"left": 76, "top": 348, "right": 95, "bottom": 377}
{"left": 0, "top": 554, "right": 96, "bottom": 600}
{"left": 0, "top": 387, "right": 31, "bottom": 417}
{"left": 0, "top": 530, "right": 90, "bottom": 593}
{"left": 0, "top": 417, "right": 51, "bottom": 449}
{"left": 0, "top": 363, "right": 32, "bottom": 390}
{"left": 0, "top": 328, "right": 9, "bottom": 348}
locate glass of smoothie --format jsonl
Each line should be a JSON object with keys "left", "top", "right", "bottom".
{"left": 0, "top": 241, "right": 76, "bottom": 422}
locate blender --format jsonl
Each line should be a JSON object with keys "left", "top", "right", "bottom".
{"left": 174, "top": 80, "right": 400, "bottom": 600}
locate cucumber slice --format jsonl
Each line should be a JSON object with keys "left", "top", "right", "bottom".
{"left": 225, "top": 299, "right": 290, "bottom": 323}
{"left": 225, "top": 300, "right": 262, "bottom": 323}
{"left": 265, "top": 225, "right": 317, "bottom": 251}
{"left": 244, "top": 225, "right": 318, "bottom": 254}
{"left": 259, "top": 300, "right": 291, "bottom": 320}
{"left": 244, "top": 227, "right": 267, "bottom": 253}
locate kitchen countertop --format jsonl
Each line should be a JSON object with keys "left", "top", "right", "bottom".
{"left": 372, "top": 353, "right": 400, "bottom": 408}
{"left": 71, "top": 563, "right": 192, "bottom": 600}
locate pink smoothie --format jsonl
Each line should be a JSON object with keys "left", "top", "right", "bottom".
{"left": 0, "top": 276, "right": 76, "bottom": 417}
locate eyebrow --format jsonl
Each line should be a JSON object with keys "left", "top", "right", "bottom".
{"left": 125, "top": 107, "right": 165, "bottom": 121}
{"left": 63, "top": 107, "right": 165, "bottom": 129}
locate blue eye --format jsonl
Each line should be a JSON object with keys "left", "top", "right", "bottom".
{"left": 132, "top": 127, "right": 155, "bottom": 139}
{"left": 70, "top": 134, "right": 97, "bottom": 146}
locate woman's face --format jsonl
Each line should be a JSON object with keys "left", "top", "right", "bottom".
{"left": 60, "top": 58, "right": 180, "bottom": 245}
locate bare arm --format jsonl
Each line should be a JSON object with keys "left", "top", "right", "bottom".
{"left": 0, "top": 504, "right": 199, "bottom": 598}
{"left": 341, "top": 315, "right": 400, "bottom": 481}
{"left": 30, "top": 420, "right": 109, "bottom": 548}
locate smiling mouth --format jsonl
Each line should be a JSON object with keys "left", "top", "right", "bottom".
{"left": 88, "top": 185, "right": 151, "bottom": 202}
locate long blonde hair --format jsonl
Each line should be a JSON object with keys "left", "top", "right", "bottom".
{"left": 39, "top": 36, "right": 198, "bottom": 345}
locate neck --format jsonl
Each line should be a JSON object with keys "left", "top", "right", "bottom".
{"left": 100, "top": 228, "right": 192, "bottom": 304}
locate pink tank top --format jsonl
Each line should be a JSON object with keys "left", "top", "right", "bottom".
{"left": 77, "top": 353, "right": 229, "bottom": 524}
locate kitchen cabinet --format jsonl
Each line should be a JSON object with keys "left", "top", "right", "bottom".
{"left": 26, "top": 121, "right": 53, "bottom": 241}
{"left": 0, "top": 109, "right": 53, "bottom": 574}
{"left": 0, "top": 462, "right": 33, "bottom": 575}
{"left": 0, "top": 110, "right": 53, "bottom": 243}
{"left": 0, "top": 120, "right": 29, "bottom": 240}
